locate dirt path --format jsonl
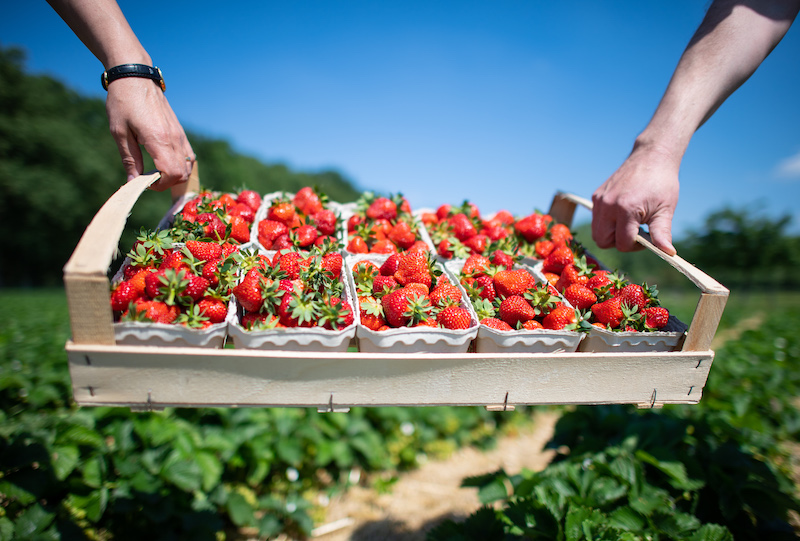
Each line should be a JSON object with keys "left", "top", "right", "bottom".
{"left": 308, "top": 409, "right": 560, "bottom": 541}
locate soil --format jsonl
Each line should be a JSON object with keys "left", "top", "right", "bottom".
{"left": 309, "top": 409, "right": 561, "bottom": 541}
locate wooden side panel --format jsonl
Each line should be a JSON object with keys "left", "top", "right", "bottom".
{"left": 64, "top": 275, "right": 115, "bottom": 345}
{"left": 67, "top": 344, "right": 713, "bottom": 409}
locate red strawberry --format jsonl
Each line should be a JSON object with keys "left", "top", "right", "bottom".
{"left": 429, "top": 281, "right": 463, "bottom": 307}
{"left": 347, "top": 236, "right": 369, "bottom": 254}
{"left": 534, "top": 240, "right": 555, "bottom": 259}
{"left": 311, "top": 209, "right": 337, "bottom": 236}
{"left": 493, "top": 268, "right": 536, "bottom": 298}
{"left": 197, "top": 297, "right": 228, "bottom": 324}
{"left": 318, "top": 297, "right": 354, "bottom": 330}
{"left": 473, "top": 274, "right": 496, "bottom": 302}
{"left": 359, "top": 295, "right": 386, "bottom": 331}
{"left": 111, "top": 281, "right": 139, "bottom": 312}
{"left": 273, "top": 251, "right": 305, "bottom": 280}
{"left": 489, "top": 249, "right": 516, "bottom": 270}
{"left": 183, "top": 274, "right": 210, "bottom": 302}
{"left": 644, "top": 306, "right": 670, "bottom": 329}
{"left": 480, "top": 317, "right": 513, "bottom": 331}
{"left": 450, "top": 213, "right": 477, "bottom": 242}
{"left": 366, "top": 197, "right": 397, "bottom": 221}
{"left": 195, "top": 212, "right": 227, "bottom": 240}
{"left": 321, "top": 252, "right": 343, "bottom": 280}
{"left": 394, "top": 251, "right": 432, "bottom": 289}
{"left": 293, "top": 186, "right": 324, "bottom": 216}
{"left": 236, "top": 190, "right": 262, "bottom": 212}
{"left": 549, "top": 223, "right": 572, "bottom": 245}
{"left": 542, "top": 244, "right": 574, "bottom": 274}
{"left": 586, "top": 270, "right": 616, "bottom": 296}
{"left": 562, "top": 283, "right": 597, "bottom": 310}
{"left": 617, "top": 283, "right": 648, "bottom": 311}
{"left": 591, "top": 297, "right": 624, "bottom": 328}
{"left": 229, "top": 203, "right": 256, "bottom": 223}
{"left": 381, "top": 287, "right": 432, "bottom": 327}
{"left": 124, "top": 300, "right": 178, "bottom": 324}
{"left": 522, "top": 319, "right": 544, "bottom": 330}
{"left": 380, "top": 253, "right": 401, "bottom": 276}
{"left": 373, "top": 275, "right": 400, "bottom": 296}
{"left": 437, "top": 305, "right": 472, "bottom": 330}
{"left": 258, "top": 219, "right": 289, "bottom": 250}
{"left": 515, "top": 213, "right": 547, "bottom": 242}
{"left": 388, "top": 220, "right": 417, "bottom": 250}
{"left": 462, "top": 254, "right": 492, "bottom": 277}
{"left": 185, "top": 240, "right": 223, "bottom": 262}
{"left": 267, "top": 200, "right": 296, "bottom": 225}
{"left": 498, "top": 295, "right": 536, "bottom": 327}
{"left": 542, "top": 304, "right": 576, "bottom": 330}
{"left": 293, "top": 224, "right": 319, "bottom": 248}
{"left": 229, "top": 215, "right": 251, "bottom": 244}
{"left": 371, "top": 239, "right": 398, "bottom": 254}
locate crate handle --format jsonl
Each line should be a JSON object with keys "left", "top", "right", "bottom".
{"left": 548, "top": 191, "right": 729, "bottom": 352}
{"left": 63, "top": 165, "right": 199, "bottom": 345}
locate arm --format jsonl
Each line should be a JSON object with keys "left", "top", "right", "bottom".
{"left": 47, "top": 0, "right": 194, "bottom": 190}
{"left": 592, "top": 0, "right": 799, "bottom": 256}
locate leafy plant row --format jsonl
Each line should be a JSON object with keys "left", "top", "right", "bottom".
{"left": 0, "top": 290, "right": 519, "bottom": 539}
{"left": 429, "top": 303, "right": 800, "bottom": 540}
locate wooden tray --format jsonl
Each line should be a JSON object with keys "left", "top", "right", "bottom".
{"left": 63, "top": 167, "right": 729, "bottom": 411}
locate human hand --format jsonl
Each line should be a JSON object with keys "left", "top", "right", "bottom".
{"left": 591, "top": 143, "right": 680, "bottom": 256}
{"left": 105, "top": 77, "right": 194, "bottom": 191}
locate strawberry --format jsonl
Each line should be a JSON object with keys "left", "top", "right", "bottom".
{"left": 273, "top": 251, "right": 305, "bottom": 280}
{"left": 292, "top": 224, "right": 319, "bottom": 248}
{"left": 388, "top": 220, "right": 417, "bottom": 250}
{"left": 318, "top": 297, "right": 354, "bottom": 330}
{"left": 182, "top": 274, "right": 210, "bottom": 303}
{"left": 366, "top": 197, "right": 397, "bottom": 221}
{"left": 258, "top": 219, "right": 289, "bottom": 250}
{"left": 489, "top": 249, "right": 516, "bottom": 270}
{"left": 437, "top": 305, "right": 472, "bottom": 330}
{"left": 498, "top": 295, "right": 536, "bottom": 327}
{"left": 450, "top": 213, "right": 477, "bottom": 242}
{"left": 473, "top": 274, "right": 496, "bottom": 302}
{"left": 293, "top": 186, "right": 324, "bottom": 216}
{"left": 371, "top": 239, "right": 399, "bottom": 254}
{"left": 542, "top": 304, "right": 576, "bottom": 330}
{"left": 429, "top": 281, "right": 462, "bottom": 307}
{"left": 278, "top": 291, "right": 319, "bottom": 328}
{"left": 493, "top": 268, "right": 536, "bottom": 298}
{"left": 321, "top": 252, "right": 343, "bottom": 280}
{"left": 185, "top": 240, "right": 223, "bottom": 262}
{"left": 515, "top": 213, "right": 547, "bottom": 242}
{"left": 229, "top": 203, "right": 256, "bottom": 223}
{"left": 586, "top": 270, "right": 617, "bottom": 297}
{"left": 591, "top": 297, "right": 624, "bottom": 328}
{"left": 394, "top": 251, "right": 432, "bottom": 289}
{"left": 562, "top": 283, "right": 597, "bottom": 310}
{"left": 644, "top": 306, "right": 670, "bottom": 329}
{"left": 549, "top": 223, "right": 573, "bottom": 245}
{"left": 197, "top": 297, "right": 228, "bottom": 324}
{"left": 228, "top": 215, "right": 251, "bottom": 244}
{"left": 123, "top": 300, "right": 178, "bottom": 324}
{"left": 195, "top": 212, "right": 227, "bottom": 240}
{"left": 267, "top": 200, "right": 296, "bottom": 225}
{"left": 480, "top": 317, "right": 513, "bottom": 331}
{"left": 111, "top": 281, "right": 139, "bottom": 312}
{"left": 311, "top": 209, "right": 337, "bottom": 236}
{"left": 617, "top": 283, "right": 649, "bottom": 311}
{"left": 534, "top": 240, "right": 555, "bottom": 259}
{"left": 236, "top": 189, "right": 262, "bottom": 212}
{"left": 382, "top": 287, "right": 432, "bottom": 327}
{"left": 461, "top": 254, "right": 492, "bottom": 277}
{"left": 522, "top": 319, "right": 544, "bottom": 330}
{"left": 380, "top": 254, "right": 401, "bottom": 276}
{"left": 373, "top": 275, "right": 400, "bottom": 296}
{"left": 542, "top": 244, "right": 574, "bottom": 274}
{"left": 359, "top": 295, "right": 386, "bottom": 331}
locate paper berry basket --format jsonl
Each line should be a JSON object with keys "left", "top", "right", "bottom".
{"left": 62, "top": 166, "right": 729, "bottom": 411}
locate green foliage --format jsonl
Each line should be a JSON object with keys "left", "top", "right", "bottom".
{"left": 0, "top": 46, "right": 361, "bottom": 287}
{"left": 429, "top": 304, "right": 800, "bottom": 541}
{"left": 0, "top": 289, "right": 515, "bottom": 539}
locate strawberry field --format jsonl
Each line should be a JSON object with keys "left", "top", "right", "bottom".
{"left": 1, "top": 288, "right": 799, "bottom": 539}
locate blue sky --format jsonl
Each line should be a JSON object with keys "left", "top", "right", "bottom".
{"left": 3, "top": 1, "right": 799, "bottom": 238}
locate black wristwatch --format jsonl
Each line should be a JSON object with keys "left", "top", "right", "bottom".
{"left": 101, "top": 64, "right": 166, "bottom": 92}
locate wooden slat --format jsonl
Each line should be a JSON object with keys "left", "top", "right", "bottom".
{"left": 67, "top": 342, "right": 713, "bottom": 409}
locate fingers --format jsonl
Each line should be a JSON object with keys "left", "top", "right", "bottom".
{"left": 112, "top": 125, "right": 144, "bottom": 182}
{"left": 647, "top": 211, "right": 677, "bottom": 256}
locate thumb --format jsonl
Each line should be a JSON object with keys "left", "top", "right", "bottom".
{"left": 115, "top": 129, "right": 145, "bottom": 182}
{"left": 647, "top": 212, "right": 676, "bottom": 256}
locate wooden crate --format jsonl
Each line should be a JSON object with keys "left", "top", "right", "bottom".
{"left": 63, "top": 167, "right": 729, "bottom": 411}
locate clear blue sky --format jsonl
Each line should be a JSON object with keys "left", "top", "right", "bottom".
{"left": 3, "top": 1, "right": 799, "bottom": 238}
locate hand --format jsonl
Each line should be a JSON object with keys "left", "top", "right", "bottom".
{"left": 591, "top": 143, "right": 680, "bottom": 256}
{"left": 105, "top": 77, "right": 194, "bottom": 191}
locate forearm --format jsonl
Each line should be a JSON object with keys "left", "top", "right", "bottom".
{"left": 47, "top": 0, "right": 150, "bottom": 68}
{"left": 636, "top": 0, "right": 799, "bottom": 160}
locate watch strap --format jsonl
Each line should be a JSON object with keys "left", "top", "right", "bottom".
{"left": 102, "top": 64, "right": 166, "bottom": 92}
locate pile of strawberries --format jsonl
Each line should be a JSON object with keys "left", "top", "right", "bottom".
{"left": 457, "top": 254, "right": 578, "bottom": 332}
{"left": 536, "top": 239, "right": 671, "bottom": 333}
{"left": 231, "top": 245, "right": 354, "bottom": 331}
{"left": 111, "top": 236, "right": 238, "bottom": 328}
{"left": 257, "top": 187, "right": 341, "bottom": 251}
{"left": 345, "top": 192, "right": 429, "bottom": 255}
{"left": 420, "top": 201, "right": 518, "bottom": 259}
{"left": 351, "top": 251, "right": 474, "bottom": 331}
{"left": 172, "top": 189, "right": 262, "bottom": 245}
